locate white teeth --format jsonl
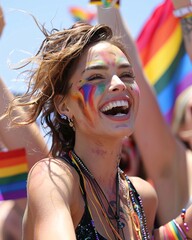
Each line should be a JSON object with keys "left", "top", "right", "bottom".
{"left": 101, "top": 100, "right": 129, "bottom": 112}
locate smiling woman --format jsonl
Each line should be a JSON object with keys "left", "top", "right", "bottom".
{"left": 5, "top": 19, "right": 192, "bottom": 240}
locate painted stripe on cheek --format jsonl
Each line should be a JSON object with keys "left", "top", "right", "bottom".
{"left": 95, "top": 83, "right": 106, "bottom": 96}
{"left": 72, "top": 91, "right": 94, "bottom": 125}
{"left": 79, "top": 84, "right": 96, "bottom": 125}
{"left": 80, "top": 84, "right": 96, "bottom": 110}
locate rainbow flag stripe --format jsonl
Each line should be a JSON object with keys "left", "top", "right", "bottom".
{"left": 0, "top": 148, "right": 28, "bottom": 200}
{"left": 69, "top": 7, "right": 96, "bottom": 24}
{"left": 136, "top": 0, "right": 192, "bottom": 123}
{"left": 89, "top": 0, "right": 120, "bottom": 8}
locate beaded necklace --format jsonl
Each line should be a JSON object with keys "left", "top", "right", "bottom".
{"left": 119, "top": 169, "right": 150, "bottom": 239}
{"left": 69, "top": 150, "right": 150, "bottom": 240}
{"left": 70, "top": 150, "right": 123, "bottom": 239}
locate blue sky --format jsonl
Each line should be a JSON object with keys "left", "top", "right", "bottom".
{"left": 0, "top": 0, "right": 162, "bottom": 92}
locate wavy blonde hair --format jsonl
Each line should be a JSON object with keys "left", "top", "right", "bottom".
{"left": 172, "top": 86, "right": 192, "bottom": 134}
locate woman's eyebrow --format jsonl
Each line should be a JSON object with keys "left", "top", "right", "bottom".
{"left": 118, "top": 63, "right": 132, "bottom": 69}
{"left": 82, "top": 65, "right": 108, "bottom": 73}
{"left": 82, "top": 62, "right": 132, "bottom": 74}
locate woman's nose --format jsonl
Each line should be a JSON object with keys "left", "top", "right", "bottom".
{"left": 109, "top": 75, "right": 126, "bottom": 92}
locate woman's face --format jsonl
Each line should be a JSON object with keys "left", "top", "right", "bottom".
{"left": 64, "top": 42, "right": 140, "bottom": 140}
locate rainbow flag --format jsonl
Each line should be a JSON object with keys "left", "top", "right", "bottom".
{"left": 136, "top": 0, "right": 192, "bottom": 123}
{"left": 69, "top": 6, "right": 96, "bottom": 24}
{"left": 89, "top": 0, "right": 120, "bottom": 8}
{"left": 0, "top": 148, "right": 28, "bottom": 201}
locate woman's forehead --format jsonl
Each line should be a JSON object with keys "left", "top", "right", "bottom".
{"left": 84, "top": 42, "right": 129, "bottom": 64}
{"left": 69, "top": 41, "right": 131, "bottom": 84}
{"left": 88, "top": 41, "right": 126, "bottom": 55}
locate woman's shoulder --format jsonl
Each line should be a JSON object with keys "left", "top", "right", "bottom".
{"left": 27, "top": 157, "right": 80, "bottom": 203}
{"left": 23, "top": 157, "right": 81, "bottom": 239}
{"left": 28, "top": 156, "right": 77, "bottom": 179}
{"left": 129, "top": 176, "right": 157, "bottom": 199}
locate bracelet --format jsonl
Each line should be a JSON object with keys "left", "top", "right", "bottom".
{"left": 183, "top": 12, "right": 192, "bottom": 18}
{"left": 164, "top": 220, "right": 186, "bottom": 239}
{"left": 173, "top": 5, "right": 192, "bottom": 18}
{"left": 181, "top": 208, "right": 189, "bottom": 232}
{"left": 173, "top": 219, "right": 188, "bottom": 239}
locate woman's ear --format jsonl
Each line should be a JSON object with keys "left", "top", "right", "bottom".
{"left": 54, "top": 95, "right": 71, "bottom": 118}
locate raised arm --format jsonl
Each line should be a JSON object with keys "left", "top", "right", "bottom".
{"left": 171, "top": 0, "right": 192, "bottom": 60}
{"left": 97, "top": 4, "right": 188, "bottom": 224}
{"left": 0, "top": 78, "right": 49, "bottom": 168}
{"left": 0, "top": 5, "right": 5, "bottom": 37}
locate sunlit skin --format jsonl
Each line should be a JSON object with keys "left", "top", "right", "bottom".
{"left": 65, "top": 42, "right": 140, "bottom": 141}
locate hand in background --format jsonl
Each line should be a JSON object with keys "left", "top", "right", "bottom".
{"left": 0, "top": 6, "right": 5, "bottom": 37}
{"left": 172, "top": 0, "right": 192, "bottom": 60}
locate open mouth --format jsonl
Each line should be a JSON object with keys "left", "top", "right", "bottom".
{"left": 100, "top": 100, "right": 130, "bottom": 117}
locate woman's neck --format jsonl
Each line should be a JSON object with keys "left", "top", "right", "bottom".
{"left": 73, "top": 137, "right": 122, "bottom": 192}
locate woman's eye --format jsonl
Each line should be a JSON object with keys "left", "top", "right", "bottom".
{"left": 86, "top": 74, "right": 104, "bottom": 81}
{"left": 120, "top": 72, "right": 135, "bottom": 80}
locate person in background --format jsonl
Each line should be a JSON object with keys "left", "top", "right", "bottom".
{"left": 0, "top": 78, "right": 49, "bottom": 240}
{"left": 171, "top": 85, "right": 192, "bottom": 211}
{"left": 0, "top": 5, "right": 49, "bottom": 240}
{"left": 0, "top": 78, "right": 49, "bottom": 169}
{"left": 172, "top": 85, "right": 192, "bottom": 151}
{"left": 96, "top": 0, "right": 192, "bottom": 227}
{"left": 120, "top": 135, "right": 147, "bottom": 178}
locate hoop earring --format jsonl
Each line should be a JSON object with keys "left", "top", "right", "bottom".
{"left": 60, "top": 114, "right": 67, "bottom": 120}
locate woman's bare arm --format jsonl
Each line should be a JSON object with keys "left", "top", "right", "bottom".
{"left": 0, "top": 78, "right": 49, "bottom": 168}
{"left": 23, "top": 159, "right": 78, "bottom": 240}
{"left": 0, "top": 5, "right": 5, "bottom": 37}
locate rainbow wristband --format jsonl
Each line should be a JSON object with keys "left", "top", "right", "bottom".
{"left": 164, "top": 220, "right": 183, "bottom": 240}
{"left": 173, "top": 220, "right": 188, "bottom": 240}
{"left": 89, "top": 0, "right": 120, "bottom": 8}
